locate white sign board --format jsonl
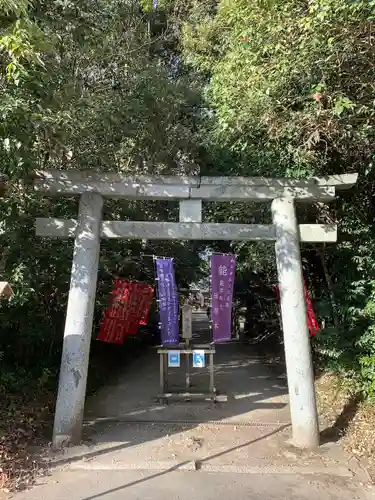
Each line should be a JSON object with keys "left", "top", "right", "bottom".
{"left": 193, "top": 350, "right": 205, "bottom": 368}
{"left": 168, "top": 351, "right": 181, "bottom": 367}
{"left": 182, "top": 304, "right": 193, "bottom": 340}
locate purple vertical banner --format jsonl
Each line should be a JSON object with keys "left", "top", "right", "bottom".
{"left": 155, "top": 258, "right": 179, "bottom": 346}
{"left": 211, "top": 254, "right": 236, "bottom": 343}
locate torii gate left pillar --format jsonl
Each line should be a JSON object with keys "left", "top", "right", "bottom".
{"left": 53, "top": 193, "right": 103, "bottom": 448}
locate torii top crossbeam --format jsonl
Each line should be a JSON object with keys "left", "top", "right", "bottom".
{"left": 34, "top": 170, "right": 358, "bottom": 201}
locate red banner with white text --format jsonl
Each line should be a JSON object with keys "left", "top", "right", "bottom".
{"left": 97, "top": 280, "right": 154, "bottom": 344}
{"left": 274, "top": 281, "right": 320, "bottom": 337}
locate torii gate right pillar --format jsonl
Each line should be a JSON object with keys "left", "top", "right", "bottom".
{"left": 272, "top": 197, "right": 319, "bottom": 448}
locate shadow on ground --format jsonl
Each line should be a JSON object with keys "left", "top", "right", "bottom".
{"left": 320, "top": 393, "right": 363, "bottom": 445}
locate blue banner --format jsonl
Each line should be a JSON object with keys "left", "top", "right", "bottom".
{"left": 155, "top": 258, "right": 179, "bottom": 346}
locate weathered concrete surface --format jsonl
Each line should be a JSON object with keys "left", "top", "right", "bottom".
{"left": 272, "top": 197, "right": 319, "bottom": 448}
{"left": 34, "top": 168, "right": 342, "bottom": 200}
{"left": 45, "top": 420, "right": 365, "bottom": 479}
{"left": 36, "top": 219, "right": 337, "bottom": 242}
{"left": 12, "top": 469, "right": 373, "bottom": 500}
{"left": 53, "top": 192, "right": 103, "bottom": 448}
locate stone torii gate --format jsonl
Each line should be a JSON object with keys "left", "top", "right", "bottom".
{"left": 34, "top": 170, "right": 357, "bottom": 450}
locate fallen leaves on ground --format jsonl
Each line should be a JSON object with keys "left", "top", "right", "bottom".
{"left": 0, "top": 392, "right": 54, "bottom": 492}
{"left": 316, "top": 373, "right": 375, "bottom": 482}
{"left": 346, "top": 400, "right": 375, "bottom": 480}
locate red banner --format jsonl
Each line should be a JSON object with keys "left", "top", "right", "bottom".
{"left": 97, "top": 280, "right": 154, "bottom": 344}
{"left": 274, "top": 281, "right": 320, "bottom": 337}
{"left": 98, "top": 316, "right": 128, "bottom": 344}
{"left": 303, "top": 284, "right": 320, "bottom": 337}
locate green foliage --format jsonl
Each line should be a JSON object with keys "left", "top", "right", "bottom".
{"left": 183, "top": 0, "right": 375, "bottom": 174}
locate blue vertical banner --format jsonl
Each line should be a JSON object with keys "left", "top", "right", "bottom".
{"left": 155, "top": 257, "right": 179, "bottom": 346}
{"left": 211, "top": 254, "right": 236, "bottom": 343}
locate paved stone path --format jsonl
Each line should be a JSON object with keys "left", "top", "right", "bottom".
{"left": 11, "top": 469, "right": 374, "bottom": 500}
